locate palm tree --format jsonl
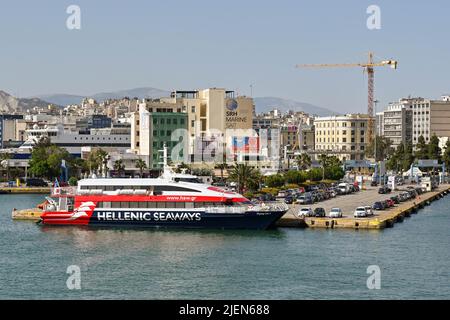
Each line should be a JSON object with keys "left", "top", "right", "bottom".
{"left": 135, "top": 158, "right": 147, "bottom": 178}
{"left": 95, "top": 149, "right": 109, "bottom": 177}
{"left": 0, "top": 152, "right": 11, "bottom": 181}
{"left": 228, "top": 163, "right": 260, "bottom": 194}
{"left": 318, "top": 154, "right": 329, "bottom": 181}
{"left": 113, "top": 159, "right": 125, "bottom": 177}
{"left": 295, "top": 153, "right": 312, "bottom": 170}
{"left": 215, "top": 162, "right": 228, "bottom": 182}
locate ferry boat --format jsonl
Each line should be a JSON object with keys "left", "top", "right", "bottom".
{"left": 39, "top": 158, "right": 288, "bottom": 230}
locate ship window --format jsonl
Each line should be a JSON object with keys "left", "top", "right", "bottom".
{"left": 147, "top": 202, "right": 157, "bottom": 208}
{"left": 185, "top": 202, "right": 194, "bottom": 209}
{"left": 138, "top": 202, "right": 147, "bottom": 208}
{"left": 103, "top": 202, "right": 111, "bottom": 208}
{"left": 121, "top": 202, "right": 129, "bottom": 208}
{"left": 111, "top": 202, "right": 121, "bottom": 208}
{"left": 194, "top": 202, "right": 205, "bottom": 208}
{"left": 175, "top": 202, "right": 185, "bottom": 208}
{"left": 156, "top": 202, "right": 166, "bottom": 208}
{"left": 166, "top": 202, "right": 176, "bottom": 208}
{"left": 154, "top": 185, "right": 201, "bottom": 192}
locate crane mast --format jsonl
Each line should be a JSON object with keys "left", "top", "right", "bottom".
{"left": 296, "top": 52, "right": 397, "bottom": 145}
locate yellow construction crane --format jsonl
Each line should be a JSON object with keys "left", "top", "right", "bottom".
{"left": 296, "top": 52, "right": 398, "bottom": 142}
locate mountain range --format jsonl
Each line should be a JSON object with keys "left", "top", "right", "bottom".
{"left": 0, "top": 87, "right": 337, "bottom": 116}
{"left": 35, "top": 87, "right": 171, "bottom": 106}
{"left": 0, "top": 90, "right": 58, "bottom": 113}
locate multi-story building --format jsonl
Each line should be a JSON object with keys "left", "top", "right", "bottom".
{"left": 131, "top": 102, "right": 188, "bottom": 169}
{"left": 76, "top": 114, "right": 112, "bottom": 132}
{"left": 314, "top": 114, "right": 370, "bottom": 161}
{"left": 380, "top": 100, "right": 413, "bottom": 148}
{"left": 161, "top": 89, "right": 254, "bottom": 158}
{"left": 299, "top": 124, "right": 315, "bottom": 151}
{"left": 0, "top": 114, "right": 25, "bottom": 148}
{"left": 378, "top": 96, "right": 450, "bottom": 150}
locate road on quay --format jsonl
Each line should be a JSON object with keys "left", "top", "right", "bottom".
{"left": 283, "top": 185, "right": 414, "bottom": 219}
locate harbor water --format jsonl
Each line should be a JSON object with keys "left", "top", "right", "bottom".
{"left": 0, "top": 194, "right": 449, "bottom": 299}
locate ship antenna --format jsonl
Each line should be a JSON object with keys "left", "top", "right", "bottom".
{"left": 158, "top": 143, "right": 173, "bottom": 179}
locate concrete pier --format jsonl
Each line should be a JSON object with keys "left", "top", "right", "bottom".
{"left": 277, "top": 184, "right": 450, "bottom": 230}
{"left": 11, "top": 208, "right": 43, "bottom": 221}
{"left": 0, "top": 187, "right": 50, "bottom": 194}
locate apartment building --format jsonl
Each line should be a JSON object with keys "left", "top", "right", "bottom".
{"left": 314, "top": 114, "right": 370, "bottom": 161}
{"left": 378, "top": 96, "right": 450, "bottom": 150}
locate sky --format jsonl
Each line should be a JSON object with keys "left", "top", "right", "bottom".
{"left": 1, "top": 0, "right": 450, "bottom": 113}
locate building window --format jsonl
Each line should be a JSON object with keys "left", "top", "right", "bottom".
{"left": 191, "top": 106, "right": 196, "bottom": 113}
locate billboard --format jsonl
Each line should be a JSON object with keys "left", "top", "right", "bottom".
{"left": 231, "top": 136, "right": 260, "bottom": 154}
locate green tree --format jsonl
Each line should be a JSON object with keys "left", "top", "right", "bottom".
{"left": 113, "top": 159, "right": 125, "bottom": 177}
{"left": 135, "top": 158, "right": 147, "bottom": 177}
{"left": 95, "top": 149, "right": 109, "bottom": 177}
{"left": 365, "top": 136, "right": 394, "bottom": 161}
{"left": 29, "top": 143, "right": 72, "bottom": 179}
{"left": 387, "top": 142, "right": 414, "bottom": 172}
{"left": 428, "top": 134, "right": 441, "bottom": 161}
{"left": 265, "top": 174, "right": 285, "bottom": 188}
{"left": 415, "top": 135, "right": 429, "bottom": 160}
{"left": 0, "top": 152, "right": 12, "bottom": 181}
{"left": 442, "top": 140, "right": 450, "bottom": 172}
{"left": 308, "top": 168, "right": 323, "bottom": 181}
{"left": 215, "top": 162, "right": 228, "bottom": 182}
{"left": 284, "top": 170, "right": 307, "bottom": 185}
{"left": 228, "top": 164, "right": 261, "bottom": 193}
{"left": 324, "top": 166, "right": 345, "bottom": 180}
{"left": 295, "top": 153, "right": 312, "bottom": 170}
{"left": 68, "top": 177, "right": 78, "bottom": 186}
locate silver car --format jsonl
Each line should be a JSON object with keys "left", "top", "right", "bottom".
{"left": 298, "top": 207, "right": 314, "bottom": 218}
{"left": 354, "top": 207, "right": 368, "bottom": 218}
{"left": 329, "top": 207, "right": 343, "bottom": 218}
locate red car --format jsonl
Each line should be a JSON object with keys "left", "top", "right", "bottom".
{"left": 385, "top": 199, "right": 395, "bottom": 207}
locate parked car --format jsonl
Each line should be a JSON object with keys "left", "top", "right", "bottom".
{"left": 364, "top": 206, "right": 374, "bottom": 216}
{"left": 378, "top": 186, "right": 392, "bottom": 194}
{"left": 354, "top": 207, "right": 368, "bottom": 218}
{"left": 390, "top": 196, "right": 400, "bottom": 204}
{"left": 371, "top": 180, "right": 379, "bottom": 187}
{"left": 297, "top": 195, "right": 314, "bottom": 205}
{"left": 298, "top": 207, "right": 314, "bottom": 218}
{"left": 372, "top": 201, "right": 385, "bottom": 211}
{"left": 258, "top": 193, "right": 275, "bottom": 202}
{"left": 314, "top": 207, "right": 326, "bottom": 217}
{"left": 329, "top": 208, "right": 343, "bottom": 218}
{"left": 26, "top": 178, "right": 48, "bottom": 187}
{"left": 385, "top": 199, "right": 395, "bottom": 207}
{"left": 284, "top": 196, "right": 294, "bottom": 205}
{"left": 408, "top": 190, "right": 417, "bottom": 199}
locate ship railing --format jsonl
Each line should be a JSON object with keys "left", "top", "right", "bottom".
{"left": 247, "top": 202, "right": 289, "bottom": 212}
{"left": 205, "top": 207, "right": 248, "bottom": 214}
{"left": 205, "top": 203, "right": 289, "bottom": 214}
{"left": 50, "top": 187, "right": 77, "bottom": 197}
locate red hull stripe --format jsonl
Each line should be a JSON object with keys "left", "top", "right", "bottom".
{"left": 73, "top": 195, "right": 248, "bottom": 203}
